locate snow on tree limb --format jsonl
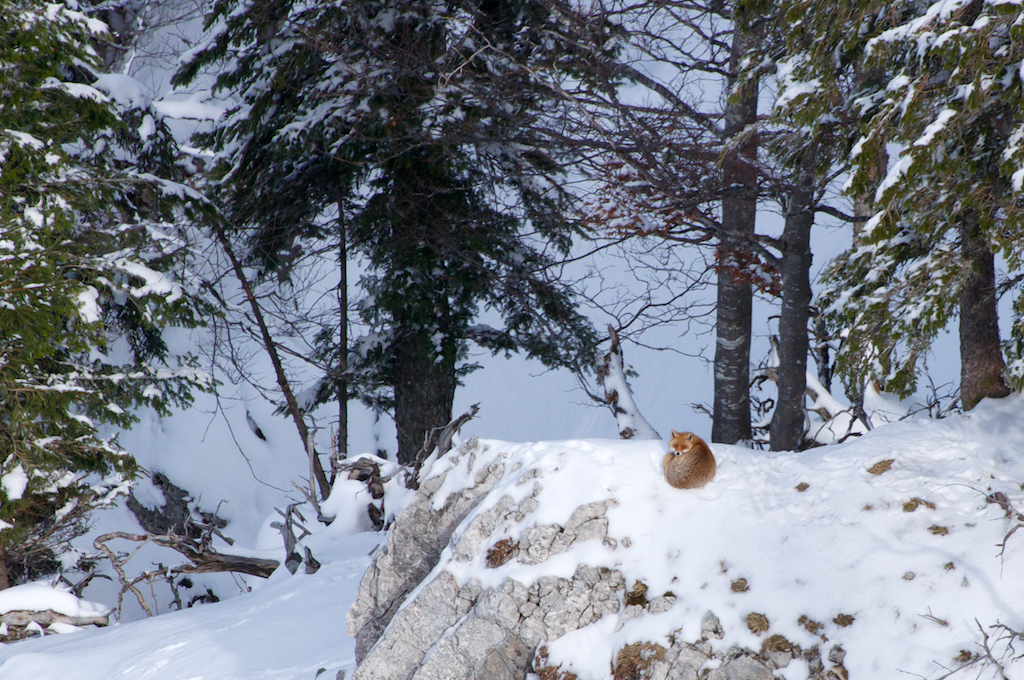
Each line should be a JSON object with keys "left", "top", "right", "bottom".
{"left": 599, "top": 326, "right": 659, "bottom": 440}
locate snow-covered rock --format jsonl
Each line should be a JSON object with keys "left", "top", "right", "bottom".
{"left": 347, "top": 399, "right": 1024, "bottom": 679}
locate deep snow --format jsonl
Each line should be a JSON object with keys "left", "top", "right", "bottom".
{"left": 0, "top": 394, "right": 1022, "bottom": 679}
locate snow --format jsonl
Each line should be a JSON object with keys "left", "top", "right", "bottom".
{"left": 0, "top": 533, "right": 381, "bottom": 680}
{"left": 1, "top": 395, "right": 1023, "bottom": 678}
{"left": 113, "top": 259, "right": 183, "bottom": 302}
{"left": 0, "top": 582, "right": 109, "bottom": 619}
{"left": 1, "top": 465, "right": 28, "bottom": 501}
{"left": 77, "top": 286, "right": 101, "bottom": 324}
{"left": 914, "top": 108, "right": 956, "bottom": 147}
{"left": 92, "top": 74, "right": 151, "bottom": 110}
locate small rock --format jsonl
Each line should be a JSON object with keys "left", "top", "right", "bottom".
{"left": 702, "top": 611, "right": 724, "bottom": 640}
{"left": 708, "top": 654, "right": 773, "bottom": 680}
{"left": 648, "top": 594, "right": 677, "bottom": 615}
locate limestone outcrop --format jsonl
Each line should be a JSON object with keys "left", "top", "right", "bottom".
{"left": 345, "top": 438, "right": 849, "bottom": 680}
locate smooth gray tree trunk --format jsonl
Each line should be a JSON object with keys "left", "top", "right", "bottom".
{"left": 712, "top": 10, "right": 759, "bottom": 445}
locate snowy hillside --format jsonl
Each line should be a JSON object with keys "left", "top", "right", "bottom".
{"left": 1, "top": 396, "right": 1023, "bottom": 679}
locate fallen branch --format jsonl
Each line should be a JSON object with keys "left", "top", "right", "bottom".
{"left": 270, "top": 503, "right": 312, "bottom": 574}
{"left": 95, "top": 530, "right": 279, "bottom": 616}
{"left": 0, "top": 609, "right": 110, "bottom": 628}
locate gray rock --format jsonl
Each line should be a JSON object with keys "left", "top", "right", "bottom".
{"left": 662, "top": 643, "right": 709, "bottom": 680}
{"left": 353, "top": 572, "right": 471, "bottom": 680}
{"left": 707, "top": 654, "right": 774, "bottom": 680}
{"left": 702, "top": 610, "right": 724, "bottom": 640}
{"left": 452, "top": 495, "right": 514, "bottom": 563}
{"left": 517, "top": 524, "right": 561, "bottom": 565}
{"left": 475, "top": 634, "right": 531, "bottom": 680}
{"left": 346, "top": 439, "right": 824, "bottom": 680}
{"left": 346, "top": 438, "right": 503, "bottom": 662}
{"left": 647, "top": 594, "right": 677, "bottom": 615}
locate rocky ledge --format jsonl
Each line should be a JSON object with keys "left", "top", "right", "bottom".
{"left": 345, "top": 437, "right": 851, "bottom": 680}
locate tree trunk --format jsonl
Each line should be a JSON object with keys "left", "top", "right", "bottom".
{"left": 336, "top": 188, "right": 350, "bottom": 462}
{"left": 770, "top": 143, "right": 817, "bottom": 451}
{"left": 959, "top": 211, "right": 1011, "bottom": 411}
{"left": 211, "top": 220, "right": 331, "bottom": 499}
{"left": 393, "top": 330, "right": 457, "bottom": 465}
{"left": 712, "top": 9, "right": 759, "bottom": 445}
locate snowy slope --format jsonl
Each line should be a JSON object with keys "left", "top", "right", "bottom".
{"left": 1, "top": 395, "right": 1022, "bottom": 679}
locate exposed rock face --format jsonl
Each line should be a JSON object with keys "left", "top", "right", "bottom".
{"left": 345, "top": 438, "right": 844, "bottom": 680}
{"left": 346, "top": 443, "right": 505, "bottom": 661}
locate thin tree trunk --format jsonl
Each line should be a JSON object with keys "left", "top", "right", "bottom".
{"left": 211, "top": 220, "right": 331, "bottom": 499}
{"left": 336, "top": 188, "right": 349, "bottom": 461}
{"left": 770, "top": 143, "right": 817, "bottom": 451}
{"left": 712, "top": 9, "right": 759, "bottom": 445}
{"left": 0, "top": 548, "right": 9, "bottom": 590}
{"left": 846, "top": 144, "right": 886, "bottom": 426}
{"left": 959, "top": 211, "right": 1010, "bottom": 411}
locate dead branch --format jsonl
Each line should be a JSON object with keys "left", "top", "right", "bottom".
{"left": 0, "top": 609, "right": 110, "bottom": 628}
{"left": 270, "top": 503, "right": 312, "bottom": 574}
{"left": 976, "top": 619, "right": 1011, "bottom": 680}
{"left": 95, "top": 530, "right": 279, "bottom": 603}
{"left": 93, "top": 532, "right": 156, "bottom": 617}
{"left": 407, "top": 403, "right": 480, "bottom": 489}
{"left": 210, "top": 217, "right": 331, "bottom": 500}
{"left": 598, "top": 325, "right": 659, "bottom": 440}
{"left": 988, "top": 492, "right": 1024, "bottom": 566}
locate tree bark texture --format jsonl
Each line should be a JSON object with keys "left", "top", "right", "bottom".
{"left": 770, "top": 144, "right": 817, "bottom": 452}
{"left": 959, "top": 212, "right": 1011, "bottom": 411}
{"left": 712, "top": 10, "right": 759, "bottom": 445}
{"left": 393, "top": 330, "right": 457, "bottom": 465}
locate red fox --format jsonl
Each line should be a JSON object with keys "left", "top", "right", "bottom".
{"left": 663, "top": 431, "right": 716, "bottom": 489}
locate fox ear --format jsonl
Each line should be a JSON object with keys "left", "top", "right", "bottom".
{"left": 686, "top": 433, "right": 694, "bottom": 441}
{"left": 670, "top": 430, "right": 680, "bottom": 438}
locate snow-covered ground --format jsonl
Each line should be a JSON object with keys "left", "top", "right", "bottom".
{"left": 1, "top": 393, "right": 1022, "bottom": 679}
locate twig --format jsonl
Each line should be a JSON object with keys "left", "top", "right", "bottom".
{"left": 93, "top": 532, "right": 154, "bottom": 617}
{"left": 919, "top": 608, "right": 949, "bottom": 627}
{"left": 407, "top": 403, "right": 480, "bottom": 489}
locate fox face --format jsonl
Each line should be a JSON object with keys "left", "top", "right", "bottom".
{"left": 669, "top": 430, "right": 700, "bottom": 453}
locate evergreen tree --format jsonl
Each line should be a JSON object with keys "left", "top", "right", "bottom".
{"left": 0, "top": 0, "right": 207, "bottom": 586}
{"left": 176, "top": 0, "right": 602, "bottom": 464}
{"left": 783, "top": 0, "right": 1024, "bottom": 409}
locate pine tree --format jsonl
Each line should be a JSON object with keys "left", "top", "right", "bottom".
{"left": 784, "top": 0, "right": 1024, "bottom": 409}
{"left": 0, "top": 0, "right": 208, "bottom": 586}
{"left": 176, "top": 0, "right": 602, "bottom": 464}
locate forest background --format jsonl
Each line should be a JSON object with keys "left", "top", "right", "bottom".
{"left": 2, "top": 0, "right": 1024, "bottom": 600}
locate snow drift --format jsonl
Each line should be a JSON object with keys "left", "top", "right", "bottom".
{"left": 1, "top": 397, "right": 1024, "bottom": 679}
